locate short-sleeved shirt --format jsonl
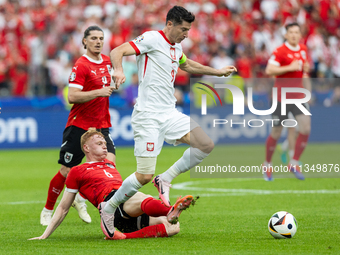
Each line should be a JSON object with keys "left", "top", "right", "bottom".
{"left": 268, "top": 42, "right": 308, "bottom": 101}
{"left": 65, "top": 159, "right": 122, "bottom": 207}
{"left": 66, "top": 54, "right": 112, "bottom": 129}
{"left": 129, "top": 30, "right": 185, "bottom": 112}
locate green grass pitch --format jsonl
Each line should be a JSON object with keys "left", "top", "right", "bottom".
{"left": 0, "top": 143, "right": 339, "bottom": 254}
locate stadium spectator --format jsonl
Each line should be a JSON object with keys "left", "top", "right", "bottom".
{"left": 30, "top": 128, "right": 195, "bottom": 240}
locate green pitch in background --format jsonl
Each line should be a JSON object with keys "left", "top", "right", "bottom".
{"left": 0, "top": 144, "right": 339, "bottom": 254}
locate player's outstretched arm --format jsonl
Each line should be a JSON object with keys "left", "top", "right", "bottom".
{"left": 110, "top": 42, "right": 136, "bottom": 89}
{"left": 28, "top": 191, "right": 75, "bottom": 240}
{"left": 68, "top": 86, "right": 114, "bottom": 104}
{"left": 180, "top": 58, "right": 237, "bottom": 77}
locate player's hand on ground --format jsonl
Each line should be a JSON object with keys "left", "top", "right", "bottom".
{"left": 28, "top": 236, "right": 45, "bottom": 240}
{"left": 289, "top": 59, "right": 300, "bottom": 72}
{"left": 99, "top": 86, "right": 115, "bottom": 97}
{"left": 112, "top": 69, "right": 126, "bottom": 89}
{"left": 217, "top": 66, "right": 237, "bottom": 77}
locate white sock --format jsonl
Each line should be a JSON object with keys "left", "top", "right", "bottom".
{"left": 75, "top": 193, "right": 86, "bottom": 203}
{"left": 161, "top": 148, "right": 209, "bottom": 183}
{"left": 290, "top": 159, "right": 299, "bottom": 166}
{"left": 281, "top": 139, "right": 289, "bottom": 151}
{"left": 104, "top": 173, "right": 142, "bottom": 213}
{"left": 43, "top": 207, "right": 53, "bottom": 212}
{"left": 289, "top": 150, "right": 294, "bottom": 159}
{"left": 263, "top": 161, "right": 271, "bottom": 166}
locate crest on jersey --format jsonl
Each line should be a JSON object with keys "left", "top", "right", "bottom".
{"left": 64, "top": 152, "right": 73, "bottom": 163}
{"left": 133, "top": 35, "right": 144, "bottom": 43}
{"left": 300, "top": 50, "right": 306, "bottom": 60}
{"left": 170, "top": 47, "right": 176, "bottom": 61}
{"left": 69, "top": 72, "right": 76, "bottom": 81}
{"left": 146, "top": 142, "right": 154, "bottom": 152}
{"left": 107, "top": 65, "right": 112, "bottom": 75}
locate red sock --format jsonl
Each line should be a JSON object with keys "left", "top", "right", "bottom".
{"left": 45, "top": 171, "right": 66, "bottom": 210}
{"left": 265, "top": 135, "right": 277, "bottom": 163}
{"left": 124, "top": 224, "right": 168, "bottom": 239}
{"left": 141, "top": 197, "right": 170, "bottom": 217}
{"left": 292, "top": 133, "right": 309, "bottom": 161}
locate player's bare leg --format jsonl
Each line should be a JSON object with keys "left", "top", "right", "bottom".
{"left": 154, "top": 127, "right": 214, "bottom": 206}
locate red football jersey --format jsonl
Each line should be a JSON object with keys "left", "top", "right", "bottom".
{"left": 66, "top": 54, "right": 112, "bottom": 129}
{"left": 65, "top": 159, "right": 123, "bottom": 207}
{"left": 268, "top": 42, "right": 308, "bottom": 101}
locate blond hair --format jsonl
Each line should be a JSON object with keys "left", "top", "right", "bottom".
{"left": 80, "top": 128, "right": 105, "bottom": 153}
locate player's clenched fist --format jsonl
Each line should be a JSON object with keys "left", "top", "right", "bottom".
{"left": 112, "top": 69, "right": 126, "bottom": 89}
{"left": 288, "top": 59, "right": 300, "bottom": 72}
{"left": 217, "top": 66, "right": 237, "bottom": 77}
{"left": 99, "top": 86, "right": 114, "bottom": 97}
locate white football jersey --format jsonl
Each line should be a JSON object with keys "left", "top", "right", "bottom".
{"left": 129, "top": 30, "right": 184, "bottom": 112}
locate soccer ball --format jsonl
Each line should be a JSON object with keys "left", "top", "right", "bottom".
{"left": 268, "top": 211, "right": 298, "bottom": 239}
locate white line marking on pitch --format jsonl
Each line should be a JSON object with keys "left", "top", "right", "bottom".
{"left": 171, "top": 179, "right": 340, "bottom": 196}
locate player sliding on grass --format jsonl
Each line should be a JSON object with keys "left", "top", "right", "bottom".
{"left": 29, "top": 128, "right": 195, "bottom": 240}
{"left": 99, "top": 5, "right": 236, "bottom": 239}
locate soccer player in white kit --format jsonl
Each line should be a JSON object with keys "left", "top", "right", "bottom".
{"left": 99, "top": 6, "right": 237, "bottom": 239}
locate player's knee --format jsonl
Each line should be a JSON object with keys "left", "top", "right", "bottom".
{"left": 59, "top": 165, "right": 71, "bottom": 177}
{"left": 271, "top": 127, "right": 282, "bottom": 140}
{"left": 136, "top": 157, "right": 157, "bottom": 184}
{"left": 206, "top": 139, "right": 214, "bottom": 153}
{"left": 300, "top": 125, "right": 311, "bottom": 135}
{"left": 198, "top": 137, "right": 214, "bottom": 154}
{"left": 135, "top": 172, "right": 153, "bottom": 185}
{"left": 141, "top": 174, "right": 153, "bottom": 184}
{"left": 163, "top": 221, "right": 180, "bottom": 236}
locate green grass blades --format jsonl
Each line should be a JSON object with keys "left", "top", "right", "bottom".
{"left": 0, "top": 143, "right": 339, "bottom": 254}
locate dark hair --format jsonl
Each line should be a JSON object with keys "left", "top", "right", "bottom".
{"left": 82, "top": 26, "right": 103, "bottom": 49}
{"left": 166, "top": 6, "right": 195, "bottom": 26}
{"left": 285, "top": 22, "right": 300, "bottom": 32}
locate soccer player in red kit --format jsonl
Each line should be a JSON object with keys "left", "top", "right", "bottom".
{"left": 40, "top": 26, "right": 116, "bottom": 225}
{"left": 30, "top": 128, "right": 194, "bottom": 240}
{"left": 263, "top": 22, "right": 311, "bottom": 181}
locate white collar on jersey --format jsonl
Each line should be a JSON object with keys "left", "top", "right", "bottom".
{"left": 83, "top": 54, "right": 103, "bottom": 64}
{"left": 87, "top": 160, "right": 105, "bottom": 164}
{"left": 284, "top": 42, "right": 300, "bottom": 51}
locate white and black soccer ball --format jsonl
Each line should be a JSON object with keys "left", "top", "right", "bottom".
{"left": 268, "top": 211, "right": 298, "bottom": 239}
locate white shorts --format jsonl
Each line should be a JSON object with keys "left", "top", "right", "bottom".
{"left": 131, "top": 108, "right": 199, "bottom": 157}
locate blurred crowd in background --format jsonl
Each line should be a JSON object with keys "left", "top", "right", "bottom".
{"left": 1, "top": 0, "right": 340, "bottom": 107}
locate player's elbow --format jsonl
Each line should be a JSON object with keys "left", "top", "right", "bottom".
{"left": 111, "top": 42, "right": 133, "bottom": 57}
{"left": 68, "top": 93, "right": 76, "bottom": 104}
{"left": 164, "top": 222, "right": 180, "bottom": 237}
{"left": 265, "top": 67, "right": 272, "bottom": 76}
